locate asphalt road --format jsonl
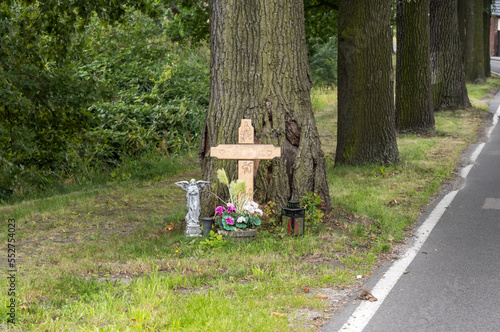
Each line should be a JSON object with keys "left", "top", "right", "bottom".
{"left": 491, "top": 58, "right": 500, "bottom": 76}
{"left": 323, "top": 73, "right": 500, "bottom": 331}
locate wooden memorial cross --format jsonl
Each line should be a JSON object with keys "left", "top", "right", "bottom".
{"left": 210, "top": 119, "right": 281, "bottom": 199}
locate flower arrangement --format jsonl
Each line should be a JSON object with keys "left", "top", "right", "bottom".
{"left": 214, "top": 169, "right": 263, "bottom": 231}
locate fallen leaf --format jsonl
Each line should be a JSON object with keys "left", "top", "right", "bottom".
{"left": 165, "top": 222, "right": 174, "bottom": 231}
{"left": 356, "top": 289, "right": 377, "bottom": 302}
{"left": 296, "top": 295, "right": 303, "bottom": 299}
{"left": 131, "top": 318, "right": 136, "bottom": 322}
{"left": 303, "top": 287, "right": 310, "bottom": 293}
{"left": 271, "top": 312, "right": 286, "bottom": 317}
{"left": 314, "top": 323, "right": 323, "bottom": 327}
{"left": 315, "top": 294, "right": 328, "bottom": 299}
{"left": 390, "top": 185, "right": 395, "bottom": 190}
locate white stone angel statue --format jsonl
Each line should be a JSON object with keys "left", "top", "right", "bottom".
{"left": 175, "top": 179, "right": 210, "bottom": 236}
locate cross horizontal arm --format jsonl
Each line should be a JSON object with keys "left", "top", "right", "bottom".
{"left": 210, "top": 145, "right": 281, "bottom": 160}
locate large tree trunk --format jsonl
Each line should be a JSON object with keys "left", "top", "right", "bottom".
{"left": 335, "top": 0, "right": 399, "bottom": 165}
{"left": 396, "top": 0, "right": 434, "bottom": 132}
{"left": 200, "top": 0, "right": 331, "bottom": 213}
{"left": 484, "top": 0, "right": 491, "bottom": 77}
{"left": 430, "top": 0, "right": 471, "bottom": 111}
{"left": 465, "top": 0, "right": 486, "bottom": 82}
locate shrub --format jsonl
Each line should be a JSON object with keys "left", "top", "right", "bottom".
{"left": 308, "top": 37, "right": 338, "bottom": 86}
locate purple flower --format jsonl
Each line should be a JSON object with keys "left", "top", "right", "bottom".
{"left": 225, "top": 216, "right": 234, "bottom": 225}
{"left": 215, "top": 206, "right": 226, "bottom": 217}
{"left": 227, "top": 204, "right": 236, "bottom": 213}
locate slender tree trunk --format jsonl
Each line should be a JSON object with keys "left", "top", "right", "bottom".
{"left": 484, "top": 0, "right": 491, "bottom": 77}
{"left": 465, "top": 0, "right": 486, "bottom": 82}
{"left": 200, "top": 0, "right": 331, "bottom": 213}
{"left": 396, "top": 0, "right": 434, "bottom": 132}
{"left": 430, "top": 0, "right": 471, "bottom": 111}
{"left": 335, "top": 0, "right": 398, "bottom": 165}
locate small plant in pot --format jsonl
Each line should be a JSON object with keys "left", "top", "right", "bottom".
{"left": 214, "top": 169, "right": 263, "bottom": 236}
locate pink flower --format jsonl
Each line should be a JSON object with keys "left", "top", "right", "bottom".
{"left": 215, "top": 206, "right": 226, "bottom": 217}
{"left": 227, "top": 204, "right": 236, "bottom": 213}
{"left": 225, "top": 216, "right": 234, "bottom": 225}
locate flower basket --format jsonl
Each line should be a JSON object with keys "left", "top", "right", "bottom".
{"left": 217, "top": 228, "right": 257, "bottom": 242}
{"left": 213, "top": 169, "right": 263, "bottom": 237}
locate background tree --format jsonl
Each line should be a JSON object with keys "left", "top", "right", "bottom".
{"left": 484, "top": 0, "right": 492, "bottom": 77}
{"left": 396, "top": 0, "right": 434, "bottom": 132}
{"left": 464, "top": 0, "right": 486, "bottom": 82}
{"left": 430, "top": 0, "right": 471, "bottom": 111}
{"left": 458, "top": 0, "right": 467, "bottom": 63}
{"left": 335, "top": 0, "right": 399, "bottom": 165}
{"left": 200, "top": 0, "right": 332, "bottom": 211}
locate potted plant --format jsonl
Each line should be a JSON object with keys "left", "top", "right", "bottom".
{"left": 214, "top": 169, "right": 263, "bottom": 240}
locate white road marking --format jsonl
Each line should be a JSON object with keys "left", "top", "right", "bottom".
{"left": 482, "top": 198, "right": 500, "bottom": 209}
{"left": 338, "top": 190, "right": 458, "bottom": 332}
{"left": 460, "top": 164, "right": 473, "bottom": 179}
{"left": 486, "top": 105, "right": 500, "bottom": 137}
{"left": 470, "top": 143, "right": 485, "bottom": 163}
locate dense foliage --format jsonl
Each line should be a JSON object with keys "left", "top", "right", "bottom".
{"left": 0, "top": 2, "right": 209, "bottom": 201}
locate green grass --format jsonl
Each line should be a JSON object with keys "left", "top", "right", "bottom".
{"left": 1, "top": 79, "right": 500, "bottom": 331}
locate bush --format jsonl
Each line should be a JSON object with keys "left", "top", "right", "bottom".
{"left": 308, "top": 37, "right": 338, "bottom": 86}
{"left": 0, "top": 7, "right": 210, "bottom": 202}
{"left": 151, "top": 46, "right": 210, "bottom": 107}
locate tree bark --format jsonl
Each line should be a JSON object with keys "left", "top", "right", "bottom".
{"left": 396, "top": 0, "right": 434, "bottom": 132}
{"left": 335, "top": 0, "right": 399, "bottom": 165}
{"left": 457, "top": 0, "right": 467, "bottom": 64}
{"left": 200, "top": 0, "right": 331, "bottom": 213}
{"left": 464, "top": 0, "right": 486, "bottom": 82}
{"left": 430, "top": 0, "right": 471, "bottom": 111}
{"left": 484, "top": 0, "right": 491, "bottom": 77}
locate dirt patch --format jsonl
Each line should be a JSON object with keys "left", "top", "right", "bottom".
{"left": 300, "top": 252, "right": 344, "bottom": 269}
{"left": 291, "top": 285, "right": 358, "bottom": 329}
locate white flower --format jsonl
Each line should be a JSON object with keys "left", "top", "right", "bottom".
{"left": 255, "top": 208, "right": 263, "bottom": 216}
{"left": 243, "top": 204, "right": 255, "bottom": 214}
{"left": 237, "top": 216, "right": 246, "bottom": 223}
{"left": 249, "top": 201, "right": 259, "bottom": 209}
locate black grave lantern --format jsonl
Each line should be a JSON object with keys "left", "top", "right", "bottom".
{"left": 281, "top": 200, "right": 305, "bottom": 236}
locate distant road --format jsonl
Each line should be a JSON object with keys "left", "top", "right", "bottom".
{"left": 491, "top": 59, "right": 500, "bottom": 76}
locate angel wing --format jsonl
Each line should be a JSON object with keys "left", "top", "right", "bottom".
{"left": 175, "top": 181, "right": 190, "bottom": 191}
{"left": 196, "top": 180, "right": 210, "bottom": 189}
